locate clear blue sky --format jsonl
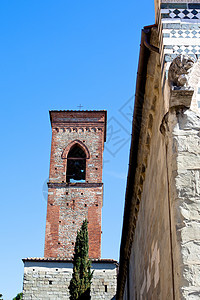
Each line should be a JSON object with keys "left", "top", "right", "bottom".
{"left": 0, "top": 1, "right": 154, "bottom": 299}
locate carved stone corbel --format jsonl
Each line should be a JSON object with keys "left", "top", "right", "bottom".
{"left": 168, "top": 55, "right": 195, "bottom": 108}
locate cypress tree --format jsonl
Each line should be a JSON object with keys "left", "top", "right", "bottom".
{"left": 13, "top": 293, "right": 23, "bottom": 300}
{"left": 69, "top": 219, "right": 93, "bottom": 300}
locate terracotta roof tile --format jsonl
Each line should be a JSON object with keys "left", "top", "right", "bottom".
{"left": 22, "top": 257, "right": 118, "bottom": 265}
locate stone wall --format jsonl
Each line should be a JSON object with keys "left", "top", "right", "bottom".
{"left": 23, "top": 259, "right": 117, "bottom": 300}
{"left": 161, "top": 100, "right": 200, "bottom": 298}
{"left": 44, "top": 111, "right": 106, "bottom": 259}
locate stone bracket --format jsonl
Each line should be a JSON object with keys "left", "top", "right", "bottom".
{"left": 169, "top": 87, "right": 194, "bottom": 109}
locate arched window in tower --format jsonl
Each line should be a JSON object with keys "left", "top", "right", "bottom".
{"left": 66, "top": 144, "right": 86, "bottom": 183}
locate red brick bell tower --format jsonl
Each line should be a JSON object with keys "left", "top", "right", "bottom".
{"left": 44, "top": 110, "right": 107, "bottom": 259}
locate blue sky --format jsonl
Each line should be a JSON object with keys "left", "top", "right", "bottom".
{"left": 0, "top": 1, "right": 154, "bottom": 299}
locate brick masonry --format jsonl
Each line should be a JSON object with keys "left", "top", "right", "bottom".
{"left": 44, "top": 111, "right": 107, "bottom": 259}
{"left": 23, "top": 259, "right": 117, "bottom": 300}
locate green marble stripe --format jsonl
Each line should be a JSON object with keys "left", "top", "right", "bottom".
{"left": 161, "top": 3, "right": 200, "bottom": 9}
{"left": 189, "top": 4, "right": 200, "bottom": 9}
{"left": 161, "top": 3, "right": 187, "bottom": 9}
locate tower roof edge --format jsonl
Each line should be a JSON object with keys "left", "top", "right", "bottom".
{"left": 49, "top": 110, "right": 107, "bottom": 142}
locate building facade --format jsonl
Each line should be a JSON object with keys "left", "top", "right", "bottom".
{"left": 117, "top": 1, "right": 200, "bottom": 299}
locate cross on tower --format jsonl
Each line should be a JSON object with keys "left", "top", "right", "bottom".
{"left": 77, "top": 104, "right": 83, "bottom": 110}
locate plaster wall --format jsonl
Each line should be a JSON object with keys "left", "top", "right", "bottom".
{"left": 122, "top": 38, "right": 200, "bottom": 300}
{"left": 123, "top": 40, "right": 174, "bottom": 299}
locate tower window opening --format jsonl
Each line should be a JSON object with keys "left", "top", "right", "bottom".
{"left": 66, "top": 144, "right": 86, "bottom": 183}
{"left": 105, "top": 285, "right": 108, "bottom": 292}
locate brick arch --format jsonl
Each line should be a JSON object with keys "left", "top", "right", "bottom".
{"left": 61, "top": 140, "right": 90, "bottom": 159}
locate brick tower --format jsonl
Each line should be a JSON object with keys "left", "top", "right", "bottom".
{"left": 44, "top": 110, "right": 107, "bottom": 259}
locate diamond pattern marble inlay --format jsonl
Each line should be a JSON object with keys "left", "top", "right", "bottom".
{"left": 161, "top": 8, "right": 200, "bottom": 20}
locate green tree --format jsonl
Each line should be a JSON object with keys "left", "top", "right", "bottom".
{"left": 69, "top": 219, "right": 93, "bottom": 300}
{"left": 0, "top": 294, "right": 3, "bottom": 300}
{"left": 13, "top": 293, "right": 23, "bottom": 300}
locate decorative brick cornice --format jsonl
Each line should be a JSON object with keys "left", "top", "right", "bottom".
{"left": 50, "top": 110, "right": 107, "bottom": 141}
{"left": 47, "top": 182, "right": 103, "bottom": 188}
{"left": 52, "top": 125, "right": 104, "bottom": 133}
